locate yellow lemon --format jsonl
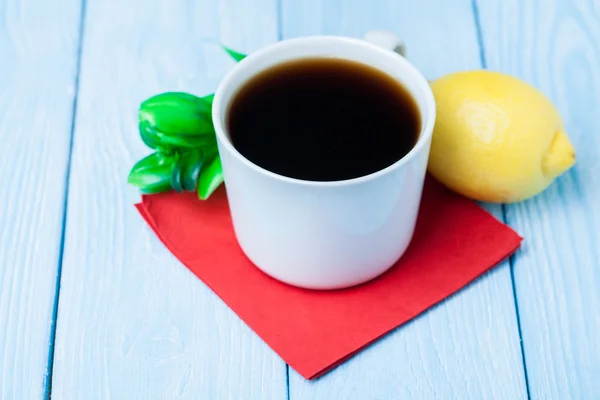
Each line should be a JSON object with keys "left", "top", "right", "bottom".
{"left": 428, "top": 70, "right": 576, "bottom": 203}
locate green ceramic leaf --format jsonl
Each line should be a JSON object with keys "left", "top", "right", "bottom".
{"left": 139, "top": 92, "right": 214, "bottom": 137}
{"left": 170, "top": 155, "right": 183, "bottom": 193}
{"left": 202, "top": 144, "right": 219, "bottom": 160}
{"left": 179, "top": 149, "right": 204, "bottom": 191}
{"left": 140, "top": 121, "right": 217, "bottom": 150}
{"left": 139, "top": 120, "right": 161, "bottom": 149}
{"left": 132, "top": 86, "right": 233, "bottom": 199}
{"left": 127, "top": 152, "right": 174, "bottom": 194}
{"left": 202, "top": 93, "right": 215, "bottom": 104}
{"left": 159, "top": 130, "right": 217, "bottom": 149}
{"left": 197, "top": 154, "right": 224, "bottom": 200}
{"left": 222, "top": 46, "right": 247, "bottom": 62}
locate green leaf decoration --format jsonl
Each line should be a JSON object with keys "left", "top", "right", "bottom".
{"left": 139, "top": 92, "right": 214, "bottom": 136}
{"left": 139, "top": 121, "right": 161, "bottom": 150}
{"left": 179, "top": 149, "right": 204, "bottom": 191}
{"left": 197, "top": 155, "right": 224, "bottom": 200}
{"left": 128, "top": 152, "right": 175, "bottom": 194}
{"left": 153, "top": 128, "right": 216, "bottom": 149}
{"left": 222, "top": 46, "right": 247, "bottom": 62}
{"left": 129, "top": 45, "right": 247, "bottom": 199}
{"left": 202, "top": 93, "right": 215, "bottom": 104}
{"left": 170, "top": 154, "right": 183, "bottom": 193}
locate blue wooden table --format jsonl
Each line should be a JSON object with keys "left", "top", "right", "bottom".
{"left": 1, "top": 0, "right": 599, "bottom": 398}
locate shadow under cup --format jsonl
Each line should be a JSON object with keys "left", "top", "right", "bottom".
{"left": 212, "top": 35, "right": 436, "bottom": 290}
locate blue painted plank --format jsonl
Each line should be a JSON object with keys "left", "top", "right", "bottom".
{"left": 476, "top": 0, "right": 600, "bottom": 398}
{"left": 50, "top": 0, "right": 287, "bottom": 398}
{"left": 0, "top": 0, "right": 82, "bottom": 397}
{"left": 282, "top": 0, "right": 529, "bottom": 398}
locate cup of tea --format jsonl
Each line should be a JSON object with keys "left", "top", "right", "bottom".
{"left": 212, "top": 31, "right": 436, "bottom": 290}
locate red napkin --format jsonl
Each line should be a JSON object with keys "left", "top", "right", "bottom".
{"left": 135, "top": 175, "right": 522, "bottom": 379}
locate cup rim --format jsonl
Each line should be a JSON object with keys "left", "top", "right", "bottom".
{"left": 212, "top": 35, "right": 436, "bottom": 187}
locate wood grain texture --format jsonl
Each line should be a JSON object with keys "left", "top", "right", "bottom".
{"left": 0, "top": 0, "right": 82, "bottom": 398}
{"left": 477, "top": 0, "right": 600, "bottom": 398}
{"left": 50, "top": 0, "right": 287, "bottom": 398}
{"left": 282, "top": 0, "right": 529, "bottom": 398}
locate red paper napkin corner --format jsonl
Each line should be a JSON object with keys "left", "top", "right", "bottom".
{"left": 135, "top": 176, "right": 522, "bottom": 379}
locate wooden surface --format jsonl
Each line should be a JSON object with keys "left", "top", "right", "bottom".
{"left": 0, "top": 0, "right": 598, "bottom": 398}
{"left": 0, "top": 0, "right": 82, "bottom": 398}
{"left": 478, "top": 0, "right": 600, "bottom": 398}
{"left": 51, "top": 0, "right": 286, "bottom": 398}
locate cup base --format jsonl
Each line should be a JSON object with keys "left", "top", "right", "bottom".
{"left": 239, "top": 246, "right": 403, "bottom": 291}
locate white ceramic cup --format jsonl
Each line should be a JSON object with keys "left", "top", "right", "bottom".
{"left": 212, "top": 31, "right": 436, "bottom": 290}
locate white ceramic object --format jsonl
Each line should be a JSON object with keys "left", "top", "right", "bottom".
{"left": 212, "top": 31, "right": 436, "bottom": 290}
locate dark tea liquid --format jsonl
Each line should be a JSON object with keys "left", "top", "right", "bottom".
{"left": 227, "top": 57, "right": 421, "bottom": 181}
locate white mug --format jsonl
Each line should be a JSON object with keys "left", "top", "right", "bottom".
{"left": 212, "top": 31, "right": 436, "bottom": 290}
